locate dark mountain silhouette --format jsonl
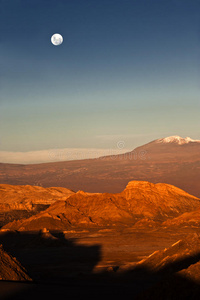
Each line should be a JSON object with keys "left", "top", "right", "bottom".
{"left": 1, "top": 135, "right": 200, "bottom": 196}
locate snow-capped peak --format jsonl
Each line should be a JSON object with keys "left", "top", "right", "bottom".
{"left": 155, "top": 135, "right": 200, "bottom": 145}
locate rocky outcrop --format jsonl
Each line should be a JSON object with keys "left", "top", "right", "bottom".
{"left": 0, "top": 244, "right": 31, "bottom": 281}
{"left": 163, "top": 206, "right": 200, "bottom": 228}
{"left": 0, "top": 184, "right": 75, "bottom": 209}
{"left": 133, "top": 234, "right": 200, "bottom": 299}
{"left": 122, "top": 181, "right": 200, "bottom": 220}
{"left": 134, "top": 233, "right": 200, "bottom": 273}
{"left": 0, "top": 184, "right": 75, "bottom": 227}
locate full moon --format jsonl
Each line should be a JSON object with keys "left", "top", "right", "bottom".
{"left": 51, "top": 33, "right": 63, "bottom": 46}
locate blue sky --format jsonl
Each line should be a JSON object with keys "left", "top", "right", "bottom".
{"left": 0, "top": 0, "right": 200, "bottom": 157}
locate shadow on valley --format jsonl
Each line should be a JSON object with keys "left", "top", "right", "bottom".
{"left": 0, "top": 230, "right": 200, "bottom": 299}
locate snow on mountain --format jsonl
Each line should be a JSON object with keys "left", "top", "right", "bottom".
{"left": 155, "top": 136, "right": 200, "bottom": 145}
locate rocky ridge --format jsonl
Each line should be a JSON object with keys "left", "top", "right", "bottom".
{"left": 2, "top": 181, "right": 200, "bottom": 231}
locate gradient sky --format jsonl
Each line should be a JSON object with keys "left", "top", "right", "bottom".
{"left": 1, "top": 0, "right": 200, "bottom": 156}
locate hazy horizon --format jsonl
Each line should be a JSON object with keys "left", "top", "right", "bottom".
{"left": 0, "top": 147, "right": 131, "bottom": 164}
{"left": 1, "top": 134, "right": 200, "bottom": 164}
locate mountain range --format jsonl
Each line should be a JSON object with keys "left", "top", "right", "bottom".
{"left": 1, "top": 135, "right": 200, "bottom": 197}
{"left": 2, "top": 180, "right": 200, "bottom": 231}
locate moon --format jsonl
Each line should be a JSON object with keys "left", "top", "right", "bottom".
{"left": 51, "top": 33, "right": 63, "bottom": 46}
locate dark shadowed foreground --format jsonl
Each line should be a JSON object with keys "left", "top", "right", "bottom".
{"left": 0, "top": 229, "right": 200, "bottom": 299}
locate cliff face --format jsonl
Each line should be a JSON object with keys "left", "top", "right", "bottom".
{"left": 3, "top": 181, "right": 200, "bottom": 231}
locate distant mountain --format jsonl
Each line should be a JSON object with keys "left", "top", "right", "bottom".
{"left": 2, "top": 181, "right": 200, "bottom": 231}
{"left": 128, "top": 135, "right": 200, "bottom": 161}
{"left": 1, "top": 135, "right": 200, "bottom": 196}
{"left": 154, "top": 135, "right": 200, "bottom": 145}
